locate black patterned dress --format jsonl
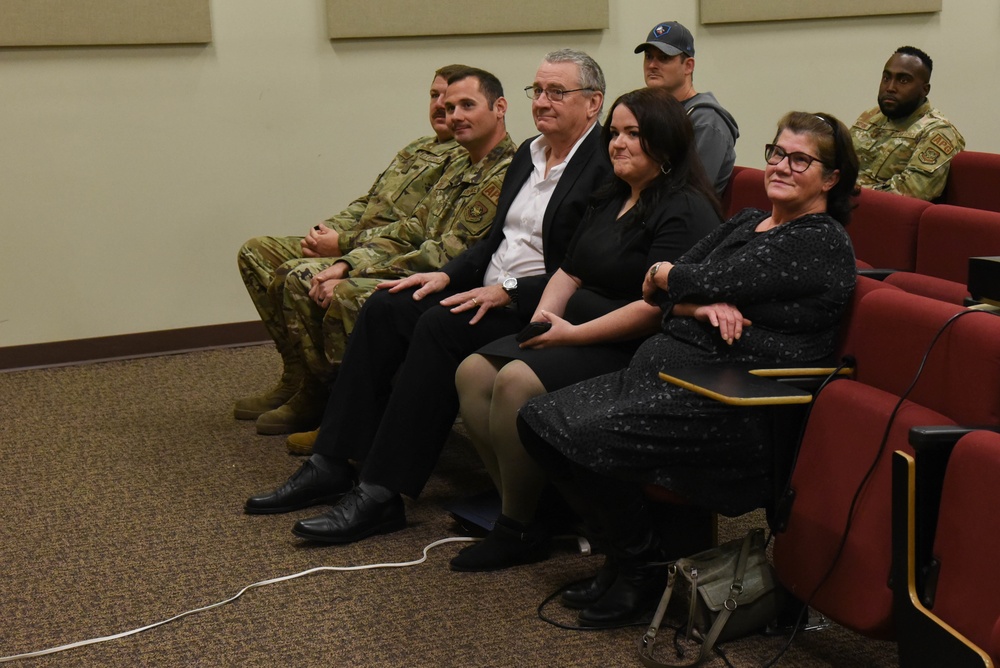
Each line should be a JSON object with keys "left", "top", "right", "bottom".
{"left": 518, "top": 208, "right": 856, "bottom": 516}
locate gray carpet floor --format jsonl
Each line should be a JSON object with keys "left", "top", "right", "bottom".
{"left": 0, "top": 345, "right": 898, "bottom": 666}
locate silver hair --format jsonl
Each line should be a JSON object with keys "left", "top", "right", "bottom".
{"left": 543, "top": 48, "right": 606, "bottom": 112}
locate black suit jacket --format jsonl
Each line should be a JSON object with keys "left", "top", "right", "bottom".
{"left": 441, "top": 123, "right": 613, "bottom": 319}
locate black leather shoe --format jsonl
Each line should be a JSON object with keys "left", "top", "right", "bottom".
{"left": 291, "top": 486, "right": 405, "bottom": 544}
{"left": 560, "top": 558, "right": 618, "bottom": 609}
{"left": 244, "top": 460, "right": 353, "bottom": 515}
{"left": 449, "top": 514, "right": 549, "bottom": 572}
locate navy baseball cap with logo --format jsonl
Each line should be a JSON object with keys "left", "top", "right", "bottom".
{"left": 634, "top": 21, "right": 695, "bottom": 57}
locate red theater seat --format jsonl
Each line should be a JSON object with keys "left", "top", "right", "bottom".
{"left": 939, "top": 151, "right": 1000, "bottom": 214}
{"left": 723, "top": 167, "right": 769, "bottom": 218}
{"left": 773, "top": 290, "right": 1000, "bottom": 640}
{"left": 893, "top": 430, "right": 1000, "bottom": 667}
{"left": 849, "top": 189, "right": 930, "bottom": 271}
{"left": 884, "top": 205, "right": 1000, "bottom": 304}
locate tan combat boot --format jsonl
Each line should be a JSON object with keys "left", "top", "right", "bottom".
{"left": 233, "top": 355, "right": 305, "bottom": 420}
{"left": 286, "top": 429, "right": 319, "bottom": 456}
{"left": 255, "top": 376, "right": 329, "bottom": 435}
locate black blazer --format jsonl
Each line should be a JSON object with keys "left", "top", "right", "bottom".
{"left": 441, "top": 122, "right": 613, "bottom": 318}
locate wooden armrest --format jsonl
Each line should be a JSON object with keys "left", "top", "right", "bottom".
{"left": 658, "top": 366, "right": 813, "bottom": 406}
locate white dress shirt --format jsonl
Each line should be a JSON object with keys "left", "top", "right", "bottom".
{"left": 483, "top": 124, "right": 596, "bottom": 287}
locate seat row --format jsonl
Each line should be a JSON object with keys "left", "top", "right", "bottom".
{"left": 656, "top": 278, "right": 1000, "bottom": 665}
{"left": 723, "top": 164, "right": 1000, "bottom": 305}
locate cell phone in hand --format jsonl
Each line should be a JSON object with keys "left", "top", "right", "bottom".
{"left": 515, "top": 321, "right": 552, "bottom": 343}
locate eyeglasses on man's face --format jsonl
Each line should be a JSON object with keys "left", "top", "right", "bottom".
{"left": 764, "top": 144, "right": 824, "bottom": 173}
{"left": 523, "top": 86, "right": 594, "bottom": 102}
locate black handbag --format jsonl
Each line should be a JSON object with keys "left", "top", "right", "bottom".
{"left": 637, "top": 528, "right": 779, "bottom": 667}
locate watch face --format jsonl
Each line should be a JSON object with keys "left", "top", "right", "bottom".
{"left": 503, "top": 278, "right": 517, "bottom": 289}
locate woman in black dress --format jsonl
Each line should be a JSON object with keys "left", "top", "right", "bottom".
{"left": 517, "top": 111, "right": 860, "bottom": 626}
{"left": 450, "top": 88, "right": 722, "bottom": 571}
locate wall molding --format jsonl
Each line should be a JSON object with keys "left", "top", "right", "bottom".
{"left": 0, "top": 321, "right": 268, "bottom": 372}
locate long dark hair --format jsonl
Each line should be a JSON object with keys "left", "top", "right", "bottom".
{"left": 772, "top": 111, "right": 859, "bottom": 225}
{"left": 598, "top": 87, "right": 722, "bottom": 221}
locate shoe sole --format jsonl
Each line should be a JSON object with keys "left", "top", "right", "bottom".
{"left": 291, "top": 515, "right": 407, "bottom": 544}
{"left": 255, "top": 421, "right": 317, "bottom": 436}
{"left": 449, "top": 550, "right": 549, "bottom": 572}
{"left": 577, "top": 609, "right": 655, "bottom": 628}
{"left": 234, "top": 408, "right": 268, "bottom": 420}
{"left": 243, "top": 492, "right": 347, "bottom": 516}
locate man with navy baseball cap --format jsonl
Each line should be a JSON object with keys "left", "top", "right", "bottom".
{"left": 635, "top": 21, "right": 739, "bottom": 195}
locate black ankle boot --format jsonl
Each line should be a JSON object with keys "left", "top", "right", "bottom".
{"left": 560, "top": 557, "right": 618, "bottom": 609}
{"left": 568, "top": 472, "right": 669, "bottom": 627}
{"left": 577, "top": 559, "right": 669, "bottom": 627}
{"left": 449, "top": 514, "right": 549, "bottom": 572}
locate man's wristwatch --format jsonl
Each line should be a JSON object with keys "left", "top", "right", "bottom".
{"left": 502, "top": 277, "right": 519, "bottom": 304}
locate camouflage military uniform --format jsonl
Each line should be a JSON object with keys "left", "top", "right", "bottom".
{"left": 851, "top": 101, "right": 965, "bottom": 201}
{"left": 237, "top": 135, "right": 461, "bottom": 365}
{"left": 282, "top": 134, "right": 517, "bottom": 381}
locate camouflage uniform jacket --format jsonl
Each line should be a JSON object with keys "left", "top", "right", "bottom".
{"left": 337, "top": 134, "right": 517, "bottom": 280}
{"left": 851, "top": 101, "right": 965, "bottom": 201}
{"left": 324, "top": 135, "right": 462, "bottom": 249}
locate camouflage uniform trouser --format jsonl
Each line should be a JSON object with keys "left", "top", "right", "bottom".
{"left": 236, "top": 235, "right": 338, "bottom": 375}
{"left": 282, "top": 269, "right": 384, "bottom": 382}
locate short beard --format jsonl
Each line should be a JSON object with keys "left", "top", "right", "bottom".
{"left": 878, "top": 96, "right": 923, "bottom": 120}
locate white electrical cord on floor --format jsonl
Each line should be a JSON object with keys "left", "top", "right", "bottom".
{"left": 0, "top": 536, "right": 477, "bottom": 663}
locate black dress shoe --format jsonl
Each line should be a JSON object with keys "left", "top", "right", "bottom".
{"left": 560, "top": 558, "right": 618, "bottom": 609}
{"left": 244, "top": 460, "right": 353, "bottom": 515}
{"left": 291, "top": 486, "right": 405, "bottom": 544}
{"left": 449, "top": 514, "right": 549, "bottom": 572}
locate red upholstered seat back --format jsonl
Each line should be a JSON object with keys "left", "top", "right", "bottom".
{"left": 776, "top": 383, "right": 952, "bottom": 638}
{"left": 724, "top": 167, "right": 769, "bottom": 218}
{"left": 884, "top": 272, "right": 969, "bottom": 305}
{"left": 851, "top": 291, "right": 1000, "bottom": 425}
{"left": 915, "top": 205, "right": 1000, "bottom": 283}
{"left": 848, "top": 189, "right": 930, "bottom": 271}
{"left": 991, "top": 618, "right": 1000, "bottom": 666}
{"left": 878, "top": 205, "right": 1000, "bottom": 305}
{"left": 719, "top": 165, "right": 745, "bottom": 216}
{"left": 835, "top": 275, "right": 901, "bottom": 359}
{"left": 774, "top": 290, "right": 1000, "bottom": 639}
{"left": 939, "top": 151, "right": 1000, "bottom": 214}
{"left": 930, "top": 430, "right": 1000, "bottom": 663}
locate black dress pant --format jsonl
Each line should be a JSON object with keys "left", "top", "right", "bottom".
{"left": 313, "top": 286, "right": 526, "bottom": 498}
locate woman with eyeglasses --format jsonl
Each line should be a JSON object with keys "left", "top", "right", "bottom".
{"left": 449, "top": 88, "right": 723, "bottom": 572}
{"left": 515, "top": 111, "right": 859, "bottom": 627}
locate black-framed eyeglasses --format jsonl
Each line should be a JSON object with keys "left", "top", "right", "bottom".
{"left": 523, "top": 86, "right": 594, "bottom": 102}
{"left": 764, "top": 144, "right": 824, "bottom": 173}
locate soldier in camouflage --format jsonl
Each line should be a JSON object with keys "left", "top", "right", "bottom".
{"left": 251, "top": 68, "right": 517, "bottom": 436}
{"left": 234, "top": 65, "right": 467, "bottom": 430}
{"left": 851, "top": 46, "right": 964, "bottom": 201}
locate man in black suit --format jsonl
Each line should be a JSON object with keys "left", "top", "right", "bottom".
{"left": 245, "top": 49, "right": 612, "bottom": 545}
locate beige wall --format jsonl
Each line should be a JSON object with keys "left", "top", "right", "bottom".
{"left": 1, "top": 0, "right": 995, "bottom": 347}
